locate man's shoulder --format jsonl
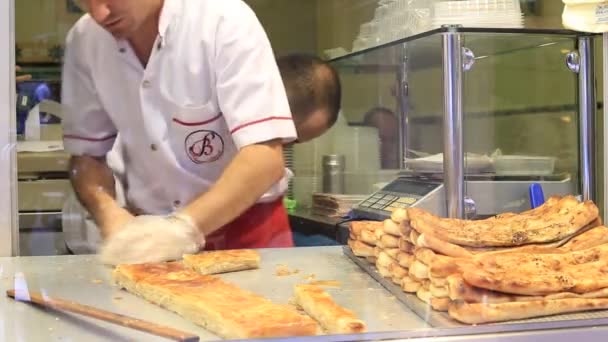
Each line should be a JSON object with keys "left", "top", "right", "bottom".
{"left": 66, "top": 14, "right": 107, "bottom": 46}
{"left": 183, "top": 0, "right": 256, "bottom": 23}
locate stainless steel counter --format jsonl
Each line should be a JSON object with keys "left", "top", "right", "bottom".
{"left": 1, "top": 247, "right": 608, "bottom": 342}
{"left": 0, "top": 247, "right": 428, "bottom": 341}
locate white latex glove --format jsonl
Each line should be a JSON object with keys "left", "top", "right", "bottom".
{"left": 99, "top": 214, "right": 205, "bottom": 265}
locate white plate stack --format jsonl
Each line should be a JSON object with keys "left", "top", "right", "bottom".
{"left": 432, "top": 0, "right": 524, "bottom": 29}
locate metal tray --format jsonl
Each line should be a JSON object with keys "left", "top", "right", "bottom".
{"left": 343, "top": 246, "right": 463, "bottom": 328}
{"left": 343, "top": 246, "right": 608, "bottom": 328}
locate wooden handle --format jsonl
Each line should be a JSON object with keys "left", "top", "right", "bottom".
{"left": 7, "top": 289, "right": 199, "bottom": 342}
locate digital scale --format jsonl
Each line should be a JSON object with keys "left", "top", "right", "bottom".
{"left": 352, "top": 177, "right": 445, "bottom": 221}
{"left": 352, "top": 173, "right": 575, "bottom": 221}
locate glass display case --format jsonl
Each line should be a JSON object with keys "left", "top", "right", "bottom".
{"left": 324, "top": 26, "right": 600, "bottom": 221}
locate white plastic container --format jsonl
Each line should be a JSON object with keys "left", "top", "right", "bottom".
{"left": 493, "top": 155, "right": 556, "bottom": 176}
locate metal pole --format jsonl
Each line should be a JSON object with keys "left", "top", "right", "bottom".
{"left": 604, "top": 33, "right": 608, "bottom": 220}
{"left": 0, "top": 0, "right": 18, "bottom": 256}
{"left": 578, "top": 36, "right": 596, "bottom": 202}
{"left": 397, "top": 44, "right": 409, "bottom": 168}
{"left": 442, "top": 28, "right": 465, "bottom": 218}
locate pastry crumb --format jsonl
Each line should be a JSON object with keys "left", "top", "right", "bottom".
{"left": 303, "top": 274, "right": 316, "bottom": 281}
{"left": 113, "top": 296, "right": 123, "bottom": 301}
{"left": 308, "top": 280, "right": 341, "bottom": 288}
{"left": 275, "top": 265, "right": 299, "bottom": 276}
{"left": 287, "top": 297, "right": 305, "bottom": 312}
{"left": 91, "top": 279, "right": 103, "bottom": 284}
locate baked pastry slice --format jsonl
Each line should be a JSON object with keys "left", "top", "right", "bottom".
{"left": 183, "top": 249, "right": 260, "bottom": 275}
{"left": 294, "top": 284, "right": 367, "bottom": 334}
{"left": 113, "top": 263, "right": 319, "bottom": 339}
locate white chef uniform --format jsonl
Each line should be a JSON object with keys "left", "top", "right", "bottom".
{"left": 61, "top": 0, "right": 297, "bottom": 216}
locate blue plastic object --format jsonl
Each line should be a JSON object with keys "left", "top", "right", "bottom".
{"left": 16, "top": 81, "right": 54, "bottom": 135}
{"left": 529, "top": 183, "right": 545, "bottom": 209}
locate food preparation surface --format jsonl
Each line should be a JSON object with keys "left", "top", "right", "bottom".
{"left": 0, "top": 247, "right": 429, "bottom": 342}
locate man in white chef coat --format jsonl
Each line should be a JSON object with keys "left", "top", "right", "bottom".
{"left": 62, "top": 0, "right": 339, "bottom": 264}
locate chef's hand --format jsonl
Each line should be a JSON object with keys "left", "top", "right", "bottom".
{"left": 16, "top": 66, "right": 32, "bottom": 83}
{"left": 99, "top": 213, "right": 205, "bottom": 265}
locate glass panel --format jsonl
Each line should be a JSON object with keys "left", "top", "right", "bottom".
{"left": 462, "top": 32, "right": 579, "bottom": 215}
{"left": 15, "top": 0, "right": 75, "bottom": 256}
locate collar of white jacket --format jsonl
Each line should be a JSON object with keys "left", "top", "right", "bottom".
{"left": 563, "top": 0, "right": 608, "bottom": 33}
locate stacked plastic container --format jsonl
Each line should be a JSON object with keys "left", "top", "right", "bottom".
{"left": 432, "top": 0, "right": 524, "bottom": 29}
{"left": 353, "top": 0, "right": 437, "bottom": 52}
{"left": 352, "top": 0, "right": 524, "bottom": 52}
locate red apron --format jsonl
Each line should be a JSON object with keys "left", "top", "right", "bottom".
{"left": 204, "top": 199, "right": 293, "bottom": 250}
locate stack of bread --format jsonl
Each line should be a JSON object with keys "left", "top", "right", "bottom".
{"left": 348, "top": 221, "right": 382, "bottom": 264}
{"left": 349, "top": 196, "right": 608, "bottom": 324}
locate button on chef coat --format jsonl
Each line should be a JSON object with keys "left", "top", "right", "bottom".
{"left": 62, "top": 0, "right": 296, "bottom": 215}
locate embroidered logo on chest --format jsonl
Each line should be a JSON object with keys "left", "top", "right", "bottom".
{"left": 184, "top": 130, "right": 225, "bottom": 164}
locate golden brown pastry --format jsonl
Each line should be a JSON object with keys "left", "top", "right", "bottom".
{"left": 401, "top": 222, "right": 413, "bottom": 237}
{"left": 376, "top": 251, "right": 396, "bottom": 269}
{"left": 414, "top": 248, "right": 437, "bottom": 266}
{"left": 447, "top": 274, "right": 608, "bottom": 304}
{"left": 409, "top": 196, "right": 599, "bottom": 247}
{"left": 431, "top": 297, "right": 451, "bottom": 312}
{"left": 113, "top": 263, "right": 319, "bottom": 339}
{"left": 463, "top": 244, "right": 608, "bottom": 295}
{"left": 378, "top": 234, "right": 400, "bottom": 249}
{"left": 294, "top": 284, "right": 367, "bottom": 334}
{"left": 561, "top": 225, "right": 608, "bottom": 251}
{"left": 401, "top": 275, "right": 422, "bottom": 293}
{"left": 430, "top": 284, "right": 449, "bottom": 298}
{"left": 388, "top": 262, "right": 408, "bottom": 280}
{"left": 348, "top": 239, "right": 375, "bottom": 257}
{"left": 397, "top": 252, "right": 415, "bottom": 268}
{"left": 416, "top": 287, "right": 432, "bottom": 304}
{"left": 390, "top": 208, "right": 409, "bottom": 224}
{"left": 360, "top": 229, "right": 378, "bottom": 246}
{"left": 183, "top": 249, "right": 260, "bottom": 275}
{"left": 448, "top": 298, "right": 608, "bottom": 324}
{"left": 409, "top": 260, "right": 430, "bottom": 280}
{"left": 398, "top": 239, "right": 415, "bottom": 253}
{"left": 384, "top": 248, "right": 400, "bottom": 259}
{"left": 383, "top": 219, "right": 402, "bottom": 237}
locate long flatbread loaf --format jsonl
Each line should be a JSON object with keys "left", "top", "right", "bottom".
{"left": 294, "top": 284, "right": 367, "bottom": 334}
{"left": 448, "top": 298, "right": 608, "bottom": 324}
{"left": 561, "top": 225, "right": 608, "bottom": 251}
{"left": 409, "top": 196, "right": 599, "bottom": 247}
{"left": 378, "top": 234, "right": 399, "bottom": 249}
{"left": 383, "top": 219, "right": 402, "bottom": 237}
{"left": 350, "top": 221, "right": 380, "bottom": 235}
{"left": 348, "top": 239, "right": 375, "bottom": 257}
{"left": 182, "top": 249, "right": 260, "bottom": 275}
{"left": 390, "top": 208, "right": 409, "bottom": 224}
{"left": 418, "top": 231, "right": 578, "bottom": 259}
{"left": 447, "top": 275, "right": 608, "bottom": 304}
{"left": 113, "top": 263, "right": 319, "bottom": 339}
{"left": 463, "top": 244, "right": 608, "bottom": 295}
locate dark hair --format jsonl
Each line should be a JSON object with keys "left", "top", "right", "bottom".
{"left": 363, "top": 107, "right": 397, "bottom": 125}
{"left": 277, "top": 53, "right": 341, "bottom": 128}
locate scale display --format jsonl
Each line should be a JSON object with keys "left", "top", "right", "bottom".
{"left": 353, "top": 178, "right": 442, "bottom": 219}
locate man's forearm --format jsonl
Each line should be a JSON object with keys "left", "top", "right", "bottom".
{"left": 69, "top": 155, "right": 124, "bottom": 235}
{"left": 180, "top": 139, "right": 286, "bottom": 236}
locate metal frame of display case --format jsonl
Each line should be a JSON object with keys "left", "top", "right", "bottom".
{"left": 0, "top": 0, "right": 18, "bottom": 257}
{"left": 605, "top": 33, "right": 608, "bottom": 225}
{"left": 331, "top": 27, "right": 599, "bottom": 219}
